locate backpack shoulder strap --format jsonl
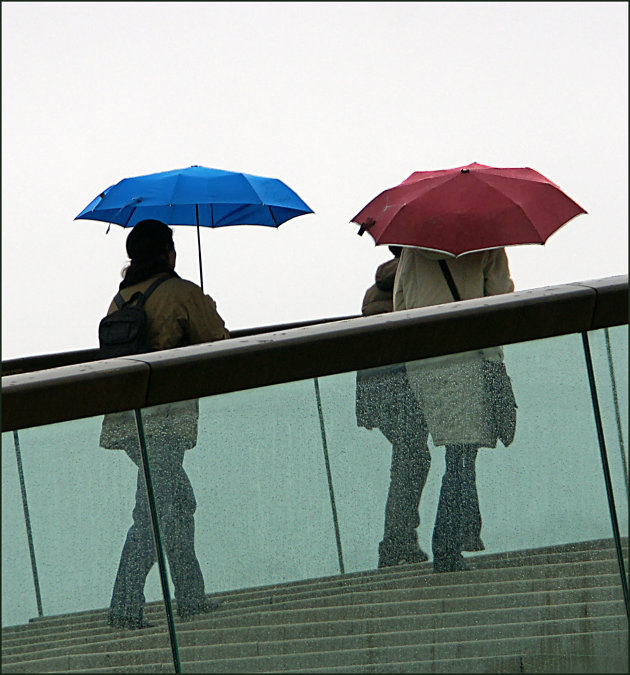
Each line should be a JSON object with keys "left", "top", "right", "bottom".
{"left": 113, "top": 292, "right": 126, "bottom": 309}
{"left": 438, "top": 259, "right": 462, "bottom": 301}
{"left": 139, "top": 274, "right": 171, "bottom": 305}
{"left": 115, "top": 275, "right": 172, "bottom": 309}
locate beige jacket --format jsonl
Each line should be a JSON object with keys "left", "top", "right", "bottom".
{"left": 107, "top": 273, "right": 230, "bottom": 349}
{"left": 393, "top": 248, "right": 514, "bottom": 447}
{"left": 99, "top": 273, "right": 229, "bottom": 452}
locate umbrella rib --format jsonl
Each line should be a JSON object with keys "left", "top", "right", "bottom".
{"left": 472, "top": 176, "right": 545, "bottom": 241}
{"left": 122, "top": 206, "right": 137, "bottom": 228}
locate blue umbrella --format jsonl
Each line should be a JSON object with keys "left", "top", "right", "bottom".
{"left": 75, "top": 165, "right": 314, "bottom": 290}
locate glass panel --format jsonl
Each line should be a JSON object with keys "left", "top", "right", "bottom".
{"left": 140, "top": 378, "right": 340, "bottom": 616}
{"left": 2, "top": 431, "right": 39, "bottom": 626}
{"left": 316, "top": 332, "right": 626, "bottom": 572}
{"left": 587, "top": 325, "right": 629, "bottom": 537}
{"left": 1, "top": 414, "right": 174, "bottom": 663}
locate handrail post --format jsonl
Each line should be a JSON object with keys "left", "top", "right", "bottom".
{"left": 604, "top": 327, "right": 629, "bottom": 499}
{"left": 313, "top": 378, "right": 345, "bottom": 574}
{"left": 12, "top": 430, "right": 43, "bottom": 618}
{"left": 134, "top": 410, "right": 181, "bottom": 673}
{"left": 581, "top": 332, "right": 629, "bottom": 618}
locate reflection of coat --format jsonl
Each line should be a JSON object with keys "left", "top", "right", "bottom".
{"left": 356, "top": 256, "right": 426, "bottom": 431}
{"left": 100, "top": 273, "right": 229, "bottom": 452}
{"left": 393, "top": 248, "right": 514, "bottom": 448}
{"left": 100, "top": 400, "right": 201, "bottom": 452}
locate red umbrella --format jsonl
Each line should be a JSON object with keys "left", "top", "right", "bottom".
{"left": 351, "top": 162, "right": 587, "bottom": 256}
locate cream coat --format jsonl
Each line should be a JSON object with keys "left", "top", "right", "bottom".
{"left": 99, "top": 273, "right": 229, "bottom": 452}
{"left": 393, "top": 248, "right": 514, "bottom": 447}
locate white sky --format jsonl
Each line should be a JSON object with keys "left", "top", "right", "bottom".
{"left": 2, "top": 1, "right": 628, "bottom": 360}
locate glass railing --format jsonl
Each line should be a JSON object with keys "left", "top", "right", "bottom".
{"left": 2, "top": 276, "right": 628, "bottom": 673}
{"left": 2, "top": 415, "right": 176, "bottom": 661}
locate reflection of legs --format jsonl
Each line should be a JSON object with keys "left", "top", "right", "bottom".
{"left": 379, "top": 441, "right": 431, "bottom": 565}
{"left": 109, "top": 444, "right": 206, "bottom": 623}
{"left": 378, "top": 390, "right": 431, "bottom": 567}
{"left": 109, "top": 464, "right": 160, "bottom": 624}
{"left": 432, "top": 444, "right": 474, "bottom": 571}
{"left": 460, "top": 447, "right": 484, "bottom": 551}
{"left": 157, "top": 459, "right": 207, "bottom": 616}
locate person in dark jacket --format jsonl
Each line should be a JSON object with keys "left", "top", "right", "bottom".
{"left": 103, "top": 219, "right": 229, "bottom": 630}
{"left": 356, "top": 247, "right": 431, "bottom": 567}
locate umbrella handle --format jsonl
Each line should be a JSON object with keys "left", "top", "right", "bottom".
{"left": 196, "top": 218, "right": 204, "bottom": 293}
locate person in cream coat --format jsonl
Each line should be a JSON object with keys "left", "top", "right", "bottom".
{"left": 394, "top": 246, "right": 514, "bottom": 572}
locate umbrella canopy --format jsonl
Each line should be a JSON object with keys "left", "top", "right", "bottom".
{"left": 351, "top": 162, "right": 586, "bottom": 257}
{"left": 75, "top": 165, "right": 314, "bottom": 289}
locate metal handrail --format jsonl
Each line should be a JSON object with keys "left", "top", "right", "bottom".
{"left": 2, "top": 276, "right": 627, "bottom": 433}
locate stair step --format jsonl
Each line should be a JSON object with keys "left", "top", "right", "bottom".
{"left": 3, "top": 599, "right": 624, "bottom": 663}
{"left": 3, "top": 580, "right": 623, "bottom": 651}
{"left": 19, "top": 629, "right": 627, "bottom": 673}
{"left": 2, "top": 538, "right": 626, "bottom": 673}
{"left": 6, "top": 539, "right": 623, "bottom": 631}
{"left": 3, "top": 612, "right": 628, "bottom": 671}
{"left": 6, "top": 556, "right": 624, "bottom": 639}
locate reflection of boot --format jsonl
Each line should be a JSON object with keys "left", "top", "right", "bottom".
{"left": 178, "top": 598, "right": 223, "bottom": 620}
{"left": 461, "top": 536, "right": 485, "bottom": 552}
{"left": 378, "top": 536, "right": 429, "bottom": 568}
{"left": 433, "top": 553, "right": 473, "bottom": 573}
{"left": 107, "top": 612, "right": 155, "bottom": 630}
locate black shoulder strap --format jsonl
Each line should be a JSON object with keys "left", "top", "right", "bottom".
{"left": 139, "top": 274, "right": 171, "bottom": 306}
{"left": 113, "top": 275, "right": 171, "bottom": 309}
{"left": 113, "top": 292, "right": 126, "bottom": 309}
{"left": 438, "top": 259, "right": 461, "bottom": 301}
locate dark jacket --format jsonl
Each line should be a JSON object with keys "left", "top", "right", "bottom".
{"left": 361, "top": 257, "right": 399, "bottom": 316}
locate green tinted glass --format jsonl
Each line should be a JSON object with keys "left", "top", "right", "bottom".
{"left": 2, "top": 415, "right": 173, "bottom": 658}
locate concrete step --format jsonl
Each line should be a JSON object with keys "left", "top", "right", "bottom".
{"left": 298, "top": 646, "right": 628, "bottom": 674}
{"left": 5, "top": 538, "right": 623, "bottom": 632}
{"left": 2, "top": 538, "right": 626, "bottom": 673}
{"left": 3, "top": 598, "right": 624, "bottom": 664}
{"left": 3, "top": 614, "right": 628, "bottom": 673}
{"left": 27, "top": 629, "right": 628, "bottom": 673}
{"left": 2, "top": 600, "right": 624, "bottom": 663}
{"left": 5, "top": 555, "right": 625, "bottom": 641}
{"left": 3, "top": 574, "right": 623, "bottom": 651}
{"left": 3, "top": 610, "right": 627, "bottom": 672}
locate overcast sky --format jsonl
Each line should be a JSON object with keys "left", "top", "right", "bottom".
{"left": 2, "top": 1, "right": 628, "bottom": 360}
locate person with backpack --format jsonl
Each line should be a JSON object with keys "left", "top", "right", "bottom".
{"left": 100, "top": 219, "right": 229, "bottom": 629}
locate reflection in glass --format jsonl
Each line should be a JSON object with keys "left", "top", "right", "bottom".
{"left": 175, "top": 379, "right": 342, "bottom": 598}
{"left": 1, "top": 414, "right": 173, "bottom": 662}
{"left": 3, "top": 326, "right": 627, "bottom": 638}
{"left": 322, "top": 333, "right": 621, "bottom": 573}
{"left": 126, "top": 400, "right": 217, "bottom": 626}
{"left": 587, "top": 325, "right": 629, "bottom": 533}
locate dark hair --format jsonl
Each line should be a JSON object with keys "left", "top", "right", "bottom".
{"left": 388, "top": 245, "right": 402, "bottom": 257}
{"left": 126, "top": 220, "right": 174, "bottom": 263}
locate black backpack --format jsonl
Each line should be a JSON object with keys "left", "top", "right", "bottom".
{"left": 98, "top": 275, "right": 170, "bottom": 359}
